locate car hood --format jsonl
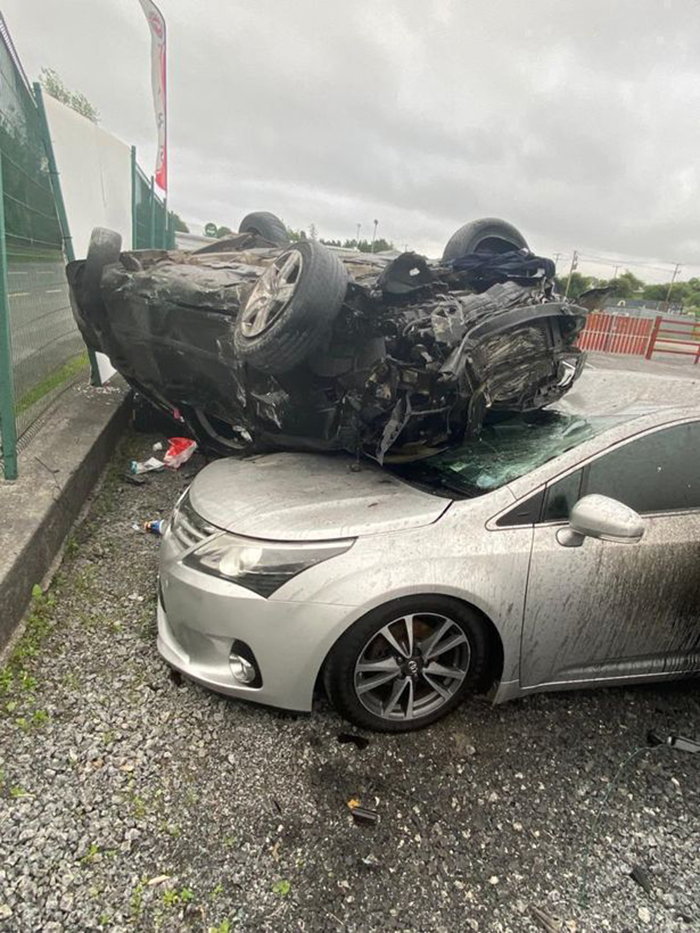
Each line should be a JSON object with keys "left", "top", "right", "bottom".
{"left": 189, "top": 452, "right": 450, "bottom": 541}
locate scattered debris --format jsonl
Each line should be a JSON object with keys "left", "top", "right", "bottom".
{"left": 630, "top": 864, "right": 654, "bottom": 895}
{"left": 144, "top": 519, "right": 165, "bottom": 536}
{"left": 152, "top": 441, "right": 164, "bottom": 451}
{"left": 337, "top": 732, "right": 370, "bottom": 750}
{"left": 647, "top": 730, "right": 700, "bottom": 754}
{"left": 347, "top": 801, "right": 379, "bottom": 825}
{"left": 163, "top": 437, "right": 197, "bottom": 470}
{"left": 147, "top": 875, "right": 171, "bottom": 887}
{"left": 122, "top": 473, "right": 148, "bottom": 486}
{"left": 530, "top": 906, "right": 578, "bottom": 932}
{"left": 129, "top": 456, "right": 164, "bottom": 475}
{"left": 638, "top": 906, "right": 652, "bottom": 925}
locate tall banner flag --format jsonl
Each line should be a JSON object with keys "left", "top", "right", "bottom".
{"left": 138, "top": 0, "right": 167, "bottom": 191}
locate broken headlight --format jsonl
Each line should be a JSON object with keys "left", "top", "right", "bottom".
{"left": 183, "top": 533, "right": 354, "bottom": 597}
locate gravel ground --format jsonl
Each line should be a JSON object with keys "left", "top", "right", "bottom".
{"left": 0, "top": 430, "right": 699, "bottom": 933}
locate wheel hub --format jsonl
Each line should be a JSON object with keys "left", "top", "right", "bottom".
{"left": 402, "top": 655, "right": 423, "bottom": 680}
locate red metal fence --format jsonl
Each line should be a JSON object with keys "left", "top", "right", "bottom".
{"left": 577, "top": 312, "right": 654, "bottom": 355}
{"left": 645, "top": 315, "right": 700, "bottom": 364}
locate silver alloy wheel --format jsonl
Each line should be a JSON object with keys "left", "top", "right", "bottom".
{"left": 239, "top": 250, "right": 303, "bottom": 338}
{"left": 353, "top": 613, "right": 470, "bottom": 722}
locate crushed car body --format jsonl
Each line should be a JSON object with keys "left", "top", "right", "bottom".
{"left": 66, "top": 216, "right": 588, "bottom": 462}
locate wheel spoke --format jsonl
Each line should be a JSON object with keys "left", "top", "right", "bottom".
{"left": 250, "top": 297, "right": 272, "bottom": 331}
{"left": 402, "top": 615, "right": 414, "bottom": 656}
{"left": 274, "top": 282, "right": 296, "bottom": 303}
{"left": 278, "top": 252, "right": 300, "bottom": 282}
{"left": 420, "top": 618, "right": 453, "bottom": 659}
{"left": 356, "top": 669, "right": 400, "bottom": 695}
{"left": 404, "top": 678, "right": 415, "bottom": 719}
{"left": 428, "top": 631, "right": 468, "bottom": 658}
{"left": 382, "top": 676, "right": 409, "bottom": 715}
{"left": 423, "top": 660, "right": 464, "bottom": 680}
{"left": 422, "top": 672, "right": 452, "bottom": 700}
{"left": 356, "top": 657, "right": 400, "bottom": 675}
{"left": 382, "top": 626, "right": 410, "bottom": 659}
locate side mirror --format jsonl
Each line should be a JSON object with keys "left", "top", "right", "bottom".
{"left": 556, "top": 494, "right": 645, "bottom": 548}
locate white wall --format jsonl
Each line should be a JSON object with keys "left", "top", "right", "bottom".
{"left": 43, "top": 95, "right": 134, "bottom": 381}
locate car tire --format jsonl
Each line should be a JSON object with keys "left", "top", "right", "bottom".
{"left": 76, "top": 227, "right": 122, "bottom": 348}
{"left": 233, "top": 239, "right": 348, "bottom": 374}
{"left": 238, "top": 211, "right": 290, "bottom": 247}
{"left": 323, "top": 596, "right": 490, "bottom": 733}
{"left": 442, "top": 217, "right": 528, "bottom": 262}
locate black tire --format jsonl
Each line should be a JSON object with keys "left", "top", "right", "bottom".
{"left": 238, "top": 211, "right": 290, "bottom": 247}
{"left": 233, "top": 239, "right": 347, "bottom": 374}
{"left": 323, "top": 596, "right": 490, "bottom": 733}
{"left": 442, "top": 217, "right": 528, "bottom": 262}
{"left": 78, "top": 227, "right": 122, "bottom": 348}
{"left": 83, "top": 227, "right": 122, "bottom": 311}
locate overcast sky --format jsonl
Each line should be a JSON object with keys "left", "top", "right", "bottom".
{"left": 6, "top": 0, "right": 700, "bottom": 281}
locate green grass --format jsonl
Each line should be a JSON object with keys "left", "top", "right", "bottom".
{"left": 16, "top": 351, "right": 89, "bottom": 415}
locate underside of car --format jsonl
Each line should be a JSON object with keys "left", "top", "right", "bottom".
{"left": 66, "top": 216, "right": 588, "bottom": 462}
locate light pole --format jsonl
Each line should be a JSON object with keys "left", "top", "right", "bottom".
{"left": 663, "top": 263, "right": 681, "bottom": 313}
{"left": 355, "top": 223, "right": 361, "bottom": 249}
{"left": 371, "top": 219, "right": 379, "bottom": 253}
{"left": 564, "top": 250, "right": 578, "bottom": 298}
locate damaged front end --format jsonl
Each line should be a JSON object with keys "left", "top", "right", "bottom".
{"left": 66, "top": 219, "right": 587, "bottom": 462}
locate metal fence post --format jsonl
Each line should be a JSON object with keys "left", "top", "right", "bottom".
{"left": 131, "top": 146, "right": 138, "bottom": 249}
{"left": 0, "top": 153, "right": 18, "bottom": 480}
{"left": 149, "top": 176, "right": 156, "bottom": 248}
{"left": 645, "top": 315, "right": 662, "bottom": 361}
{"left": 33, "top": 82, "right": 101, "bottom": 386}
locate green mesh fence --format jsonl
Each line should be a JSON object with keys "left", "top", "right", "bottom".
{"left": 0, "top": 23, "right": 87, "bottom": 459}
{"left": 133, "top": 165, "right": 173, "bottom": 249}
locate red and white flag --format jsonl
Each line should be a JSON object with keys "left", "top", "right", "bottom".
{"left": 138, "top": 0, "right": 167, "bottom": 191}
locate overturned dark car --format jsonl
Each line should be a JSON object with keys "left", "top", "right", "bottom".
{"left": 67, "top": 215, "right": 588, "bottom": 462}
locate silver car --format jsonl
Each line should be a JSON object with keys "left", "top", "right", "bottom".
{"left": 157, "top": 393, "right": 700, "bottom": 732}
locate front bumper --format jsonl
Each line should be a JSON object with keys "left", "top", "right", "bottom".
{"left": 157, "top": 529, "right": 352, "bottom": 711}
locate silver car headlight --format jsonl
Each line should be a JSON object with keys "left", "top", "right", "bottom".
{"left": 182, "top": 533, "right": 354, "bottom": 597}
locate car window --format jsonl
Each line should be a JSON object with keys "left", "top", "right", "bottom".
{"left": 543, "top": 470, "right": 583, "bottom": 522}
{"left": 583, "top": 421, "right": 700, "bottom": 514}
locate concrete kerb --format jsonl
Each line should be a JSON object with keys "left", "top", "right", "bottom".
{"left": 0, "top": 378, "right": 130, "bottom": 653}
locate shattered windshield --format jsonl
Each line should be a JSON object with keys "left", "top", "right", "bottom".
{"left": 388, "top": 409, "right": 629, "bottom": 498}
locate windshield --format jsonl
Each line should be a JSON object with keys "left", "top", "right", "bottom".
{"left": 387, "top": 410, "right": 629, "bottom": 498}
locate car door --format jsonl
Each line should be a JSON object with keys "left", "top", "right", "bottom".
{"left": 520, "top": 419, "right": 700, "bottom": 689}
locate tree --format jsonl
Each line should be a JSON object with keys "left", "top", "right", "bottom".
{"left": 554, "top": 272, "right": 597, "bottom": 299}
{"left": 204, "top": 223, "right": 233, "bottom": 238}
{"left": 40, "top": 68, "right": 99, "bottom": 123}
{"left": 339, "top": 237, "right": 395, "bottom": 253}
{"left": 171, "top": 212, "right": 189, "bottom": 234}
